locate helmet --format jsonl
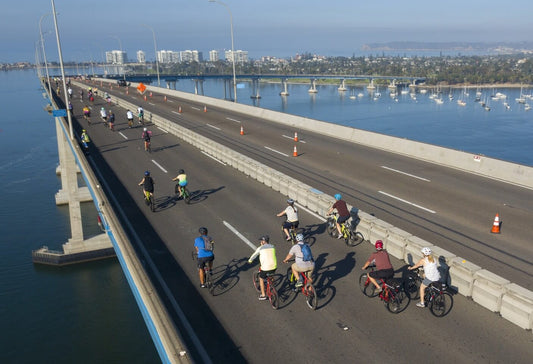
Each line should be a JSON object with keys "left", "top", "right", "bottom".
{"left": 178, "top": 169, "right": 184, "bottom": 174}
{"left": 259, "top": 235, "right": 269, "bottom": 243}
{"left": 101, "top": 107, "right": 105, "bottom": 110}
{"left": 82, "top": 129, "right": 86, "bottom": 133}
{"left": 199, "top": 227, "right": 208, "bottom": 235}
{"left": 287, "top": 198, "right": 294, "bottom": 204}
{"left": 144, "top": 171, "right": 150, "bottom": 176}
{"left": 421, "top": 247, "right": 432, "bottom": 256}
{"left": 143, "top": 127, "right": 147, "bottom": 131}
{"left": 295, "top": 233, "right": 304, "bottom": 242}
{"left": 334, "top": 193, "right": 342, "bottom": 201}
{"left": 375, "top": 240, "right": 383, "bottom": 250}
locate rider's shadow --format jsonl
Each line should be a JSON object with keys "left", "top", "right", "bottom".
{"left": 313, "top": 252, "right": 357, "bottom": 308}
{"left": 210, "top": 257, "right": 248, "bottom": 296}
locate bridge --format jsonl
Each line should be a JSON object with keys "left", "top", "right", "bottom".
{"left": 38, "top": 76, "right": 533, "bottom": 363}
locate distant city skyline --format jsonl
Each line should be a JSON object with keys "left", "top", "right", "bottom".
{"left": 3, "top": 0, "right": 533, "bottom": 63}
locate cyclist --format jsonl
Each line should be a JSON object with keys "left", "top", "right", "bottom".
{"left": 83, "top": 105, "right": 91, "bottom": 124}
{"left": 361, "top": 240, "right": 394, "bottom": 293}
{"left": 104, "top": 92, "right": 111, "bottom": 103}
{"left": 277, "top": 198, "right": 299, "bottom": 241}
{"left": 248, "top": 235, "right": 277, "bottom": 300}
{"left": 408, "top": 247, "right": 441, "bottom": 308}
{"left": 100, "top": 107, "right": 107, "bottom": 125}
{"left": 172, "top": 169, "right": 187, "bottom": 197}
{"left": 126, "top": 109, "right": 134, "bottom": 128}
{"left": 283, "top": 233, "right": 314, "bottom": 287}
{"left": 137, "top": 106, "right": 144, "bottom": 124}
{"left": 80, "top": 129, "right": 90, "bottom": 150}
{"left": 79, "top": 89, "right": 84, "bottom": 100}
{"left": 195, "top": 227, "right": 214, "bottom": 288}
{"left": 327, "top": 193, "right": 351, "bottom": 239}
{"left": 68, "top": 101, "right": 73, "bottom": 115}
{"left": 108, "top": 111, "right": 115, "bottom": 131}
{"left": 138, "top": 171, "right": 154, "bottom": 202}
{"left": 67, "top": 86, "right": 73, "bottom": 98}
{"left": 141, "top": 127, "right": 152, "bottom": 151}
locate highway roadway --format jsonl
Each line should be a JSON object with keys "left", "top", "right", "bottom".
{"left": 62, "top": 81, "right": 532, "bottom": 363}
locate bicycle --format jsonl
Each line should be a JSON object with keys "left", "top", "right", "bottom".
{"left": 143, "top": 189, "right": 155, "bottom": 212}
{"left": 407, "top": 267, "right": 453, "bottom": 317}
{"left": 174, "top": 183, "right": 191, "bottom": 204}
{"left": 280, "top": 217, "right": 298, "bottom": 244}
{"left": 359, "top": 265, "right": 410, "bottom": 314}
{"left": 286, "top": 265, "right": 318, "bottom": 310}
{"left": 192, "top": 251, "right": 215, "bottom": 295}
{"left": 144, "top": 139, "right": 152, "bottom": 153}
{"left": 253, "top": 269, "right": 279, "bottom": 309}
{"left": 326, "top": 212, "right": 364, "bottom": 247}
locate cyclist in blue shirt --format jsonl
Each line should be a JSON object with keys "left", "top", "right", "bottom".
{"left": 194, "top": 227, "right": 215, "bottom": 288}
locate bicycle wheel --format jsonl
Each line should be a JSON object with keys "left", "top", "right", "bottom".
{"left": 252, "top": 271, "right": 261, "bottom": 292}
{"left": 386, "top": 290, "right": 410, "bottom": 314}
{"left": 429, "top": 292, "right": 453, "bottom": 317}
{"left": 359, "top": 273, "right": 378, "bottom": 297}
{"left": 149, "top": 194, "right": 155, "bottom": 212}
{"left": 326, "top": 218, "right": 337, "bottom": 237}
{"left": 347, "top": 231, "right": 364, "bottom": 247}
{"left": 268, "top": 285, "right": 279, "bottom": 310}
{"left": 404, "top": 277, "right": 420, "bottom": 300}
{"left": 183, "top": 188, "right": 191, "bottom": 204}
{"left": 286, "top": 267, "right": 295, "bottom": 284}
{"left": 305, "top": 283, "right": 318, "bottom": 310}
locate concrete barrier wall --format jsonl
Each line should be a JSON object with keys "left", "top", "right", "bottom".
{"left": 83, "top": 79, "right": 533, "bottom": 332}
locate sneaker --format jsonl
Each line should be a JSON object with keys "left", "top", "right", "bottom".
{"left": 286, "top": 236, "right": 292, "bottom": 241}
{"left": 258, "top": 295, "right": 267, "bottom": 301}
{"left": 375, "top": 287, "right": 382, "bottom": 293}
{"left": 200, "top": 284, "right": 206, "bottom": 288}
{"left": 337, "top": 234, "right": 343, "bottom": 239}
{"left": 295, "top": 279, "right": 304, "bottom": 288}
{"left": 416, "top": 302, "right": 425, "bottom": 308}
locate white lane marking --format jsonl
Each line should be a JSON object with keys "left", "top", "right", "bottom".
{"left": 378, "top": 191, "right": 436, "bottom": 214}
{"left": 149, "top": 102, "right": 155, "bottom": 106}
{"left": 157, "top": 126, "right": 168, "bottom": 133}
{"left": 295, "top": 202, "right": 325, "bottom": 222}
{"left": 226, "top": 117, "right": 242, "bottom": 123}
{"left": 167, "top": 100, "right": 174, "bottom": 103}
{"left": 264, "top": 146, "right": 289, "bottom": 157}
{"left": 381, "top": 166, "right": 430, "bottom": 182}
{"left": 201, "top": 151, "right": 227, "bottom": 165}
{"left": 206, "top": 123, "right": 221, "bottom": 130}
{"left": 171, "top": 111, "right": 182, "bottom": 115}
{"left": 191, "top": 106, "right": 201, "bottom": 111}
{"left": 119, "top": 132, "right": 128, "bottom": 140}
{"left": 223, "top": 221, "right": 257, "bottom": 250}
{"left": 282, "top": 134, "right": 306, "bottom": 143}
{"left": 152, "top": 160, "right": 168, "bottom": 173}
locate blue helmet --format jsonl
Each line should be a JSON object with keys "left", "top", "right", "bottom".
{"left": 287, "top": 198, "right": 295, "bottom": 204}
{"left": 334, "top": 193, "right": 342, "bottom": 201}
{"left": 144, "top": 171, "right": 150, "bottom": 176}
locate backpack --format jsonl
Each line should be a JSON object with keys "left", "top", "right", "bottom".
{"left": 202, "top": 236, "right": 214, "bottom": 251}
{"left": 300, "top": 243, "right": 313, "bottom": 262}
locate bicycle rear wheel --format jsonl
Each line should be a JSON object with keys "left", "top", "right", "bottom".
{"left": 305, "top": 283, "right": 318, "bottom": 310}
{"left": 149, "top": 194, "right": 155, "bottom": 212}
{"left": 268, "top": 285, "right": 279, "bottom": 310}
{"left": 404, "top": 276, "right": 420, "bottom": 300}
{"left": 429, "top": 292, "right": 453, "bottom": 317}
{"left": 359, "top": 273, "right": 378, "bottom": 297}
{"left": 326, "top": 218, "right": 337, "bottom": 238}
{"left": 252, "top": 271, "right": 261, "bottom": 293}
{"left": 183, "top": 187, "right": 191, "bottom": 204}
{"left": 386, "top": 290, "right": 410, "bottom": 314}
{"left": 347, "top": 231, "right": 364, "bottom": 247}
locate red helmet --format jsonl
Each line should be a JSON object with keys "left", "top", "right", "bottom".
{"left": 375, "top": 240, "right": 383, "bottom": 250}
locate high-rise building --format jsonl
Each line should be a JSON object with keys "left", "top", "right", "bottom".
{"left": 224, "top": 50, "right": 248, "bottom": 63}
{"left": 180, "top": 50, "right": 203, "bottom": 63}
{"left": 209, "top": 50, "right": 219, "bottom": 62}
{"left": 157, "top": 50, "right": 180, "bottom": 64}
{"left": 137, "top": 50, "right": 146, "bottom": 64}
{"left": 105, "top": 50, "right": 128, "bottom": 64}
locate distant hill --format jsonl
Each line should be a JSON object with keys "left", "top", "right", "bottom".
{"left": 361, "top": 41, "right": 533, "bottom": 54}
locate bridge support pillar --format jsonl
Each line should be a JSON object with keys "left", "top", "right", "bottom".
{"left": 308, "top": 79, "right": 318, "bottom": 94}
{"left": 280, "top": 78, "right": 289, "bottom": 96}
{"left": 223, "top": 79, "right": 234, "bottom": 101}
{"left": 194, "top": 79, "right": 204, "bottom": 95}
{"left": 250, "top": 78, "right": 261, "bottom": 99}
{"left": 338, "top": 79, "right": 347, "bottom": 92}
{"left": 32, "top": 117, "right": 113, "bottom": 265}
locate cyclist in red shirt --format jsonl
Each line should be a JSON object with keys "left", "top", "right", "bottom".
{"left": 327, "top": 193, "right": 351, "bottom": 239}
{"left": 361, "top": 240, "right": 394, "bottom": 293}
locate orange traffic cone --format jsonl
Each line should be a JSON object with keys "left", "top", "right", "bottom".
{"left": 164, "top": 95, "right": 167, "bottom": 102}
{"left": 204, "top": 105, "right": 207, "bottom": 112}
{"left": 294, "top": 132, "right": 299, "bottom": 142}
{"left": 293, "top": 145, "right": 298, "bottom": 157}
{"left": 240, "top": 126, "right": 244, "bottom": 135}
{"left": 178, "top": 106, "right": 182, "bottom": 113}
{"left": 144, "top": 95, "right": 147, "bottom": 101}
{"left": 491, "top": 214, "right": 501, "bottom": 233}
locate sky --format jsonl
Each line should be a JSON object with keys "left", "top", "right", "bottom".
{"left": 3, "top": 0, "right": 533, "bottom": 63}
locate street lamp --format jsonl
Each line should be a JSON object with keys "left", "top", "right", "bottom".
{"left": 209, "top": 0, "right": 237, "bottom": 103}
{"left": 39, "top": 13, "right": 53, "bottom": 100}
{"left": 141, "top": 24, "right": 161, "bottom": 87}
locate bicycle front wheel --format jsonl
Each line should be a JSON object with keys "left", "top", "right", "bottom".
{"left": 429, "top": 292, "right": 453, "bottom": 317}
{"left": 386, "top": 290, "right": 410, "bottom": 314}
{"left": 252, "top": 271, "right": 261, "bottom": 292}
{"left": 359, "top": 273, "right": 378, "bottom": 297}
{"left": 305, "top": 283, "right": 318, "bottom": 310}
{"left": 347, "top": 231, "right": 364, "bottom": 247}
{"left": 326, "top": 219, "right": 337, "bottom": 238}
{"left": 404, "top": 277, "right": 420, "bottom": 300}
{"left": 184, "top": 188, "right": 191, "bottom": 204}
{"left": 269, "top": 285, "right": 279, "bottom": 310}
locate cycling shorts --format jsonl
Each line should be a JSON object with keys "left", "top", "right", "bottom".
{"left": 337, "top": 215, "right": 350, "bottom": 224}
{"left": 283, "top": 220, "right": 299, "bottom": 229}
{"left": 259, "top": 269, "right": 276, "bottom": 279}
{"left": 369, "top": 268, "right": 394, "bottom": 280}
{"left": 197, "top": 255, "right": 214, "bottom": 269}
{"left": 178, "top": 180, "right": 188, "bottom": 187}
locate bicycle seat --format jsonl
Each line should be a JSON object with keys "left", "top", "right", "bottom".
{"left": 265, "top": 271, "right": 276, "bottom": 277}
{"left": 385, "top": 278, "right": 401, "bottom": 288}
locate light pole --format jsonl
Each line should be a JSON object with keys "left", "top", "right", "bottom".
{"left": 141, "top": 24, "right": 161, "bottom": 87}
{"left": 50, "top": 0, "right": 73, "bottom": 139}
{"left": 39, "top": 13, "right": 53, "bottom": 100}
{"left": 209, "top": 0, "right": 237, "bottom": 103}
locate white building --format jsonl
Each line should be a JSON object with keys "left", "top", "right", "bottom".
{"left": 157, "top": 50, "right": 180, "bottom": 64}
{"left": 105, "top": 50, "right": 128, "bottom": 64}
{"left": 225, "top": 50, "right": 248, "bottom": 63}
{"left": 180, "top": 50, "right": 203, "bottom": 63}
{"left": 209, "top": 50, "right": 219, "bottom": 62}
{"left": 137, "top": 50, "right": 146, "bottom": 64}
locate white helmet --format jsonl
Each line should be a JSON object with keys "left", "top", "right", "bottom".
{"left": 421, "top": 247, "right": 432, "bottom": 256}
{"left": 143, "top": 127, "right": 147, "bottom": 131}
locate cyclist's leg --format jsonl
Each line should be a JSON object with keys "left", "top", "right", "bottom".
{"left": 197, "top": 258, "right": 206, "bottom": 285}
